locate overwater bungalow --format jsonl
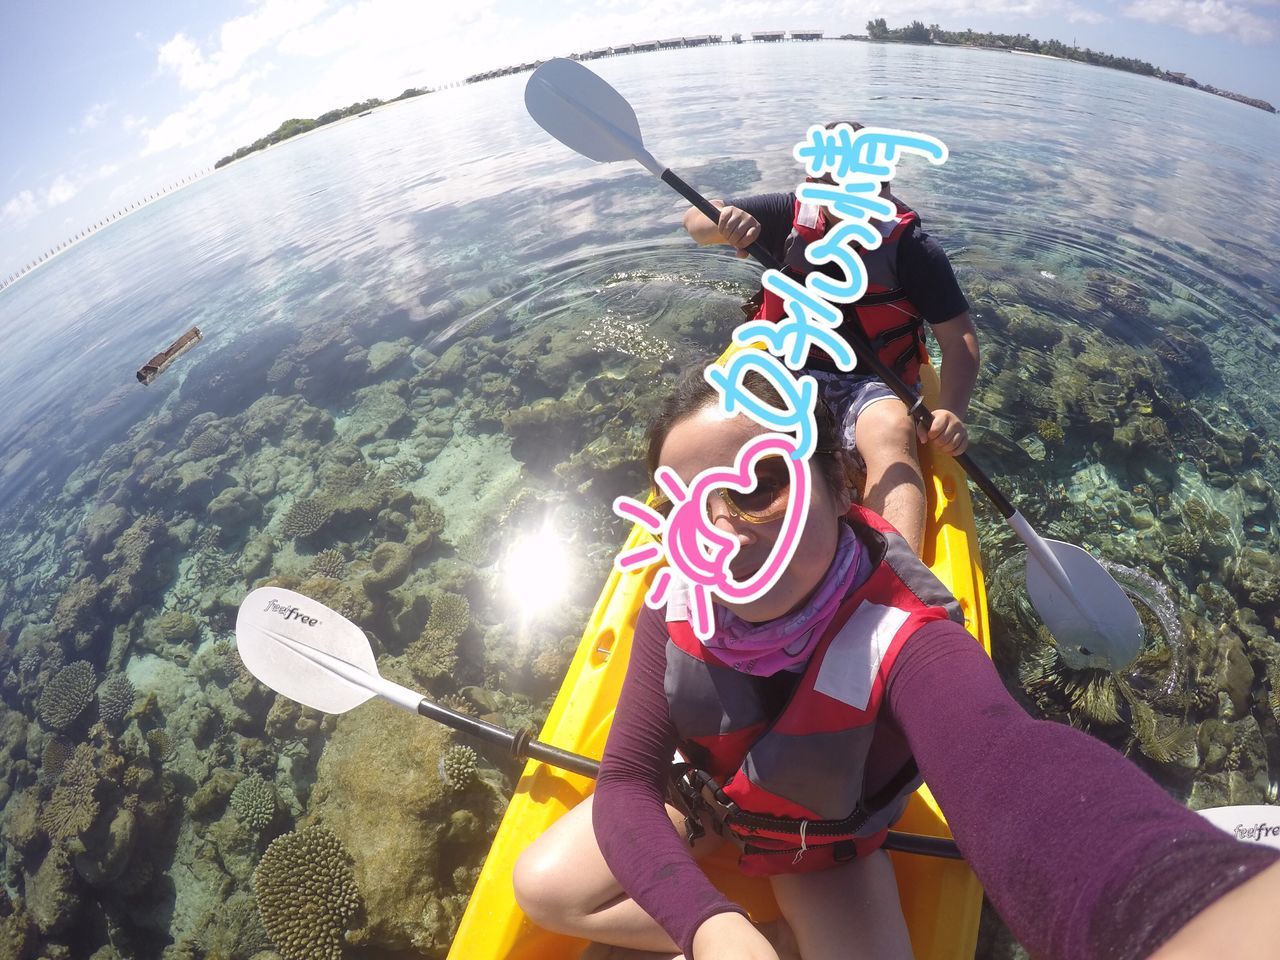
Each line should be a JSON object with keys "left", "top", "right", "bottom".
{"left": 791, "top": 30, "right": 824, "bottom": 40}
{"left": 752, "top": 30, "right": 785, "bottom": 41}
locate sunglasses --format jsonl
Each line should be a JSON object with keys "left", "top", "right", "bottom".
{"left": 650, "top": 451, "right": 836, "bottom": 526}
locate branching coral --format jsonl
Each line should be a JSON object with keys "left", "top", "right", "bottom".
{"left": 308, "top": 549, "right": 348, "bottom": 581}
{"left": 1021, "top": 646, "right": 1195, "bottom": 764}
{"left": 97, "top": 674, "right": 137, "bottom": 727}
{"left": 324, "top": 462, "right": 372, "bottom": 498}
{"left": 440, "top": 745, "right": 478, "bottom": 792}
{"left": 254, "top": 826, "right": 364, "bottom": 960}
{"left": 230, "top": 774, "right": 278, "bottom": 832}
{"left": 41, "top": 743, "right": 100, "bottom": 841}
{"left": 281, "top": 497, "right": 334, "bottom": 539}
{"left": 40, "top": 737, "right": 74, "bottom": 785}
{"left": 146, "top": 729, "right": 177, "bottom": 763}
{"left": 37, "top": 661, "right": 96, "bottom": 731}
{"left": 187, "top": 429, "right": 227, "bottom": 461}
{"left": 424, "top": 593, "right": 470, "bottom": 646}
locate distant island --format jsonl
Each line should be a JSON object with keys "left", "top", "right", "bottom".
{"left": 862, "top": 19, "right": 1275, "bottom": 114}
{"left": 211, "top": 25, "right": 1273, "bottom": 169}
{"left": 213, "top": 88, "right": 431, "bottom": 168}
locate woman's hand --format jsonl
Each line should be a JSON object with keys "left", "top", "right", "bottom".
{"left": 690, "top": 912, "right": 781, "bottom": 960}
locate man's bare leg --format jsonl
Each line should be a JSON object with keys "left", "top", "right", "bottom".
{"left": 855, "top": 399, "right": 926, "bottom": 554}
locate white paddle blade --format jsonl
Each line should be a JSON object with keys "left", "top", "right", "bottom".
{"left": 236, "top": 587, "right": 379, "bottom": 714}
{"left": 525, "top": 58, "right": 649, "bottom": 166}
{"left": 1026, "top": 539, "right": 1143, "bottom": 672}
{"left": 1197, "top": 806, "right": 1280, "bottom": 850}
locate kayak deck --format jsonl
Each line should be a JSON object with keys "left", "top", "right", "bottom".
{"left": 449, "top": 365, "right": 991, "bottom": 960}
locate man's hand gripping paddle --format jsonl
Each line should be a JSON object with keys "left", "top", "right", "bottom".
{"left": 524, "top": 56, "right": 1143, "bottom": 673}
{"left": 234, "top": 587, "right": 961, "bottom": 859}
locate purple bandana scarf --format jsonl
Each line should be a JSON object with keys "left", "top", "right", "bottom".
{"left": 667, "top": 524, "right": 866, "bottom": 676}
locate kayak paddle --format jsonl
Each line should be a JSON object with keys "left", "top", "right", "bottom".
{"left": 234, "top": 587, "right": 962, "bottom": 860}
{"left": 524, "top": 57, "right": 1143, "bottom": 673}
{"left": 236, "top": 586, "right": 599, "bottom": 777}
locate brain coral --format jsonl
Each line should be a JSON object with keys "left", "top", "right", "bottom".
{"left": 363, "top": 542, "right": 412, "bottom": 593}
{"left": 97, "top": 674, "right": 137, "bottom": 727}
{"left": 155, "top": 610, "right": 202, "bottom": 645}
{"left": 281, "top": 497, "right": 333, "bottom": 539}
{"left": 231, "top": 774, "right": 278, "bottom": 832}
{"left": 41, "top": 743, "right": 100, "bottom": 841}
{"left": 254, "top": 826, "right": 363, "bottom": 960}
{"left": 38, "top": 661, "right": 96, "bottom": 731}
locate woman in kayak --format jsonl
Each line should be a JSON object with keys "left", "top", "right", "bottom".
{"left": 512, "top": 366, "right": 1280, "bottom": 960}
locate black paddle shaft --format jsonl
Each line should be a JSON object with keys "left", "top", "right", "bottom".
{"left": 416, "top": 697, "right": 961, "bottom": 859}
{"left": 674, "top": 181, "right": 1018, "bottom": 521}
{"left": 417, "top": 697, "right": 600, "bottom": 778}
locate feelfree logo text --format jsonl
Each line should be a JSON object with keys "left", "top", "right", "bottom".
{"left": 612, "top": 125, "right": 948, "bottom": 640}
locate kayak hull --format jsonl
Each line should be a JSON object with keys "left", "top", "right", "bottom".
{"left": 450, "top": 363, "right": 990, "bottom": 960}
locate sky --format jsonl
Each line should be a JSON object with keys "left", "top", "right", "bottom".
{"left": 2, "top": 0, "right": 1277, "bottom": 282}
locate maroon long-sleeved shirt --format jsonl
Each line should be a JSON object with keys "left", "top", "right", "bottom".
{"left": 593, "top": 606, "right": 1278, "bottom": 959}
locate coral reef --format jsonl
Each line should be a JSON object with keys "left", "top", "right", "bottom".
{"left": 37, "top": 662, "right": 96, "bottom": 732}
{"left": 146, "top": 729, "right": 177, "bottom": 763}
{"left": 305, "top": 701, "right": 501, "bottom": 956}
{"left": 424, "top": 592, "right": 470, "bottom": 645}
{"left": 280, "top": 497, "right": 333, "bottom": 539}
{"left": 254, "top": 826, "right": 363, "bottom": 960}
{"left": 40, "top": 743, "right": 101, "bottom": 842}
{"left": 363, "top": 541, "right": 413, "bottom": 593}
{"left": 40, "top": 738, "right": 74, "bottom": 785}
{"left": 441, "top": 745, "right": 479, "bottom": 792}
{"left": 230, "top": 774, "right": 278, "bottom": 832}
{"left": 308, "top": 549, "right": 347, "bottom": 581}
{"left": 96, "top": 675, "right": 136, "bottom": 728}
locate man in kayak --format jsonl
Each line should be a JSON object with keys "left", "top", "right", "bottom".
{"left": 512, "top": 364, "right": 1279, "bottom": 960}
{"left": 681, "top": 128, "right": 979, "bottom": 555}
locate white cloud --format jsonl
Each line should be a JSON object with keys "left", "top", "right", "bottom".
{"left": 1122, "top": 0, "right": 1276, "bottom": 41}
{"left": 158, "top": 0, "right": 330, "bottom": 90}
{"left": 122, "top": 113, "right": 147, "bottom": 132}
{"left": 44, "top": 176, "right": 79, "bottom": 208}
{"left": 80, "top": 101, "right": 113, "bottom": 131}
{"left": 2, "top": 191, "right": 39, "bottom": 227}
{"left": 142, "top": 69, "right": 273, "bottom": 156}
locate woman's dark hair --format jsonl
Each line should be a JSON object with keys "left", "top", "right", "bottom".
{"left": 645, "top": 362, "right": 853, "bottom": 500}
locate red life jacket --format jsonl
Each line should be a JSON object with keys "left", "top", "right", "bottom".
{"left": 756, "top": 198, "right": 928, "bottom": 382}
{"left": 664, "top": 505, "right": 963, "bottom": 876}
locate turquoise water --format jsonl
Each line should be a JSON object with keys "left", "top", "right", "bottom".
{"left": 1, "top": 41, "right": 1278, "bottom": 958}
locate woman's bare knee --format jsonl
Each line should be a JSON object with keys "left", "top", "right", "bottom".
{"left": 513, "top": 838, "right": 572, "bottom": 925}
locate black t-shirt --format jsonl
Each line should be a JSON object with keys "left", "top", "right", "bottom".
{"left": 729, "top": 192, "right": 969, "bottom": 325}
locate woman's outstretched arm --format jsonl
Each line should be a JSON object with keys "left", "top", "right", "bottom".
{"left": 887, "top": 621, "right": 1280, "bottom": 960}
{"left": 592, "top": 605, "right": 750, "bottom": 957}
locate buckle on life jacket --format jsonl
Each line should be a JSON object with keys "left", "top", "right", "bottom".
{"left": 670, "top": 764, "right": 743, "bottom": 847}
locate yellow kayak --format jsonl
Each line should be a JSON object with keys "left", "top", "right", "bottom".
{"left": 449, "top": 363, "right": 991, "bottom": 960}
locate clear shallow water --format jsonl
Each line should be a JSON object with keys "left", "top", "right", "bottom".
{"left": 1, "top": 41, "right": 1278, "bottom": 958}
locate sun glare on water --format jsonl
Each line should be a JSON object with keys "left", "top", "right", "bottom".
{"left": 499, "top": 522, "right": 573, "bottom": 620}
